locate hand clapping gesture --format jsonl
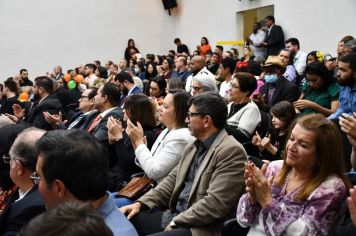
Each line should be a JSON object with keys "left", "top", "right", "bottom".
{"left": 43, "top": 111, "right": 63, "bottom": 127}
{"left": 107, "top": 116, "right": 124, "bottom": 144}
{"left": 244, "top": 161, "right": 273, "bottom": 208}
{"left": 126, "top": 119, "right": 146, "bottom": 149}
{"left": 12, "top": 104, "right": 25, "bottom": 120}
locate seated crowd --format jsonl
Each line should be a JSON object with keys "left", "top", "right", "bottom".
{"left": 1, "top": 16, "right": 356, "bottom": 236}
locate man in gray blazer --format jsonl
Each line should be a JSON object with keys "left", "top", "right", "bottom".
{"left": 121, "top": 92, "right": 247, "bottom": 236}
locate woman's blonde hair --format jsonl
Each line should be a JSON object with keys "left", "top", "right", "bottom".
{"left": 275, "top": 114, "right": 350, "bottom": 201}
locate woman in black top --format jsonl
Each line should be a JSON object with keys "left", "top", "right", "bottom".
{"left": 107, "top": 94, "right": 157, "bottom": 191}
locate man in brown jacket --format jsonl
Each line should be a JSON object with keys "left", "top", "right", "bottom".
{"left": 121, "top": 92, "right": 247, "bottom": 236}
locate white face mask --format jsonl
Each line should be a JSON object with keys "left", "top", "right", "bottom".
{"left": 134, "top": 67, "right": 140, "bottom": 74}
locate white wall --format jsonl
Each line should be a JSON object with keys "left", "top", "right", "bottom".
{"left": 0, "top": 0, "right": 178, "bottom": 81}
{"left": 236, "top": 0, "right": 356, "bottom": 55}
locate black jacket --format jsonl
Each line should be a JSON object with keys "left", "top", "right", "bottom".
{"left": 266, "top": 24, "right": 285, "bottom": 56}
{"left": 109, "top": 127, "right": 156, "bottom": 191}
{"left": 0, "top": 186, "right": 46, "bottom": 236}
{"left": 259, "top": 76, "right": 300, "bottom": 112}
{"left": 25, "top": 94, "right": 62, "bottom": 130}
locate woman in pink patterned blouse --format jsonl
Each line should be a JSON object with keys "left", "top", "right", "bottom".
{"left": 237, "top": 114, "right": 351, "bottom": 235}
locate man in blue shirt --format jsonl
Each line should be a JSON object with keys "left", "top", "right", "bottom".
{"left": 171, "top": 56, "right": 191, "bottom": 84}
{"left": 329, "top": 53, "right": 356, "bottom": 119}
{"left": 34, "top": 129, "right": 138, "bottom": 236}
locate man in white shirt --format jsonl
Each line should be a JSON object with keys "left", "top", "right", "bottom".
{"left": 84, "top": 63, "right": 98, "bottom": 87}
{"left": 246, "top": 22, "right": 267, "bottom": 62}
{"left": 218, "top": 57, "right": 235, "bottom": 99}
{"left": 185, "top": 56, "right": 216, "bottom": 94}
{"left": 285, "top": 37, "right": 307, "bottom": 76}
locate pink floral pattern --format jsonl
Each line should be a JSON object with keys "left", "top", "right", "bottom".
{"left": 236, "top": 160, "right": 348, "bottom": 236}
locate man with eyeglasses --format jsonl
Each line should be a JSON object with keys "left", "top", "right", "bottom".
{"left": 34, "top": 129, "right": 137, "bottom": 236}
{"left": 121, "top": 92, "right": 246, "bottom": 236}
{"left": 0, "top": 128, "right": 46, "bottom": 235}
{"left": 43, "top": 88, "right": 99, "bottom": 130}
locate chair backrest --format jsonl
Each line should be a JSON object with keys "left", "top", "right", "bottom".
{"left": 255, "top": 110, "right": 271, "bottom": 138}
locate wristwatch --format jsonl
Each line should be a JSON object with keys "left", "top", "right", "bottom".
{"left": 169, "top": 220, "right": 177, "bottom": 229}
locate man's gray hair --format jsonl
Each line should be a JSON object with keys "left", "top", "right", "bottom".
{"left": 9, "top": 127, "right": 45, "bottom": 171}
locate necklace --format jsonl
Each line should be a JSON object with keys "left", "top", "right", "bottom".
{"left": 282, "top": 169, "right": 293, "bottom": 194}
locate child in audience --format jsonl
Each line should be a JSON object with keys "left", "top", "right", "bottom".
{"left": 252, "top": 101, "right": 296, "bottom": 162}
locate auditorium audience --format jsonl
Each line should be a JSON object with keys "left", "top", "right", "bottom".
{"left": 1, "top": 33, "right": 356, "bottom": 235}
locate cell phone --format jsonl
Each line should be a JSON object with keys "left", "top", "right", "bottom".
{"left": 248, "top": 156, "right": 264, "bottom": 169}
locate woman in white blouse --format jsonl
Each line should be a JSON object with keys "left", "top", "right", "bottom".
{"left": 126, "top": 89, "right": 195, "bottom": 182}
{"left": 225, "top": 72, "right": 261, "bottom": 144}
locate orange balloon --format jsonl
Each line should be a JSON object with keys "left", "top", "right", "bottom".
{"left": 75, "top": 74, "right": 84, "bottom": 83}
{"left": 63, "top": 74, "right": 71, "bottom": 82}
{"left": 18, "top": 92, "right": 29, "bottom": 102}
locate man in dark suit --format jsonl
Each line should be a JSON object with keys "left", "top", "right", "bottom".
{"left": 256, "top": 56, "right": 300, "bottom": 112}
{"left": 114, "top": 72, "right": 141, "bottom": 107}
{"left": 13, "top": 76, "right": 62, "bottom": 130}
{"left": 261, "top": 15, "right": 285, "bottom": 56}
{"left": 0, "top": 128, "right": 46, "bottom": 236}
{"left": 89, "top": 83, "right": 123, "bottom": 142}
{"left": 43, "top": 88, "right": 98, "bottom": 130}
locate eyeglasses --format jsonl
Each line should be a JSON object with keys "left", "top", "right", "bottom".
{"left": 187, "top": 112, "right": 205, "bottom": 119}
{"left": 2, "top": 155, "right": 11, "bottom": 163}
{"left": 192, "top": 86, "right": 202, "bottom": 91}
{"left": 30, "top": 172, "right": 47, "bottom": 185}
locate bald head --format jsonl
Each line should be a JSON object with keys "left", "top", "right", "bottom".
{"left": 189, "top": 56, "right": 206, "bottom": 74}
{"left": 9, "top": 127, "right": 46, "bottom": 172}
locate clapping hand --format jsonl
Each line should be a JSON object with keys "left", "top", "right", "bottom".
{"left": 245, "top": 162, "right": 273, "bottom": 208}
{"left": 12, "top": 104, "right": 25, "bottom": 119}
{"left": 126, "top": 119, "right": 145, "bottom": 148}
{"left": 107, "top": 116, "right": 124, "bottom": 144}
{"left": 244, "top": 161, "right": 257, "bottom": 204}
{"left": 43, "top": 111, "right": 63, "bottom": 126}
